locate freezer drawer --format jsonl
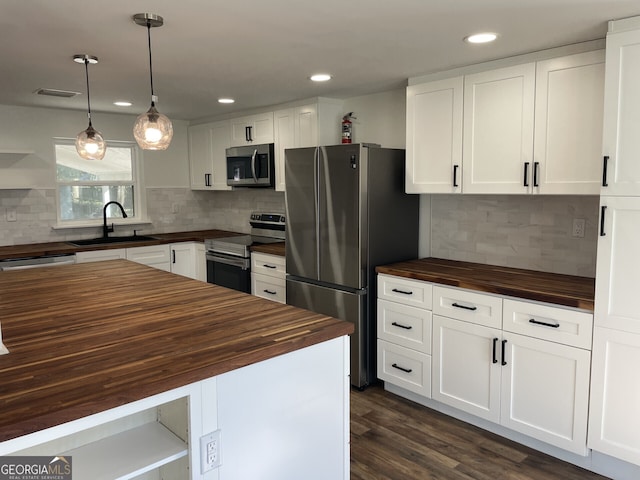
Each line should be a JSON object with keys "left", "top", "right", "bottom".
{"left": 287, "top": 278, "right": 368, "bottom": 387}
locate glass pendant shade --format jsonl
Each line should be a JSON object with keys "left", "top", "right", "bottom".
{"left": 76, "top": 124, "right": 106, "bottom": 160}
{"left": 133, "top": 105, "right": 173, "bottom": 150}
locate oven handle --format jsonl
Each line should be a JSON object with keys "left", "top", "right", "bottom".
{"left": 206, "top": 252, "right": 250, "bottom": 270}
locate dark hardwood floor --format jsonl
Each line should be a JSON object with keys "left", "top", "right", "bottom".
{"left": 350, "top": 383, "right": 610, "bottom": 480}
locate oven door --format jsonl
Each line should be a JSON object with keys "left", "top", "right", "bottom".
{"left": 206, "top": 252, "right": 251, "bottom": 293}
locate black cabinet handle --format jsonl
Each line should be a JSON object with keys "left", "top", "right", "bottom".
{"left": 492, "top": 338, "right": 498, "bottom": 364}
{"left": 453, "top": 164, "right": 459, "bottom": 187}
{"left": 245, "top": 125, "right": 253, "bottom": 142}
{"left": 501, "top": 339, "right": 507, "bottom": 366}
{"left": 204, "top": 173, "right": 211, "bottom": 186}
{"left": 392, "top": 288, "right": 413, "bottom": 295}
{"left": 263, "top": 289, "right": 276, "bottom": 295}
{"left": 529, "top": 318, "right": 560, "bottom": 328}
{"left": 391, "top": 321, "right": 413, "bottom": 330}
{"left": 533, "top": 162, "right": 540, "bottom": 187}
{"left": 602, "top": 156, "right": 609, "bottom": 187}
{"left": 392, "top": 363, "right": 412, "bottom": 374}
{"left": 523, "top": 162, "right": 530, "bottom": 187}
{"left": 452, "top": 302, "right": 477, "bottom": 311}
{"left": 172, "top": 250, "right": 176, "bottom": 264}
{"left": 600, "top": 206, "right": 607, "bottom": 236}
{"left": 263, "top": 264, "right": 277, "bottom": 269}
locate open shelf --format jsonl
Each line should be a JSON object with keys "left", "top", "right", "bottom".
{"left": 63, "top": 422, "right": 188, "bottom": 480}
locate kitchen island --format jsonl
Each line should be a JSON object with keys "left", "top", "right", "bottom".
{"left": 0, "top": 260, "right": 353, "bottom": 479}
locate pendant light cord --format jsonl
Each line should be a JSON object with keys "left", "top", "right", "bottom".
{"left": 146, "top": 21, "right": 155, "bottom": 107}
{"left": 84, "top": 59, "right": 93, "bottom": 127}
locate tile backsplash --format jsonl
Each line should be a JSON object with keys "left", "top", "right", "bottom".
{"left": 0, "top": 188, "right": 285, "bottom": 245}
{"left": 429, "top": 194, "right": 599, "bottom": 278}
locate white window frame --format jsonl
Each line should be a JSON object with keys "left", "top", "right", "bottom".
{"left": 53, "top": 138, "right": 148, "bottom": 228}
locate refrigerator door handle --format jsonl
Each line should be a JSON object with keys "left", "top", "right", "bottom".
{"left": 315, "top": 146, "right": 321, "bottom": 276}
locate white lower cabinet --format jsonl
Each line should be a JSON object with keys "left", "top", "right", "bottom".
{"left": 75, "top": 248, "right": 127, "bottom": 263}
{"left": 251, "top": 252, "right": 286, "bottom": 303}
{"left": 588, "top": 327, "right": 640, "bottom": 465}
{"left": 126, "top": 245, "right": 171, "bottom": 271}
{"left": 170, "top": 242, "right": 206, "bottom": 281}
{"left": 379, "top": 274, "right": 594, "bottom": 457}
{"left": 377, "top": 275, "right": 433, "bottom": 397}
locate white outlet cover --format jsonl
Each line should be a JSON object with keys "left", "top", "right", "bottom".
{"left": 200, "top": 430, "right": 222, "bottom": 473}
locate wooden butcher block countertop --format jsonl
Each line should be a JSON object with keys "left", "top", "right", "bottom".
{"left": 0, "top": 229, "right": 240, "bottom": 261}
{"left": 0, "top": 260, "right": 353, "bottom": 443}
{"left": 251, "top": 242, "right": 285, "bottom": 256}
{"left": 376, "top": 257, "right": 595, "bottom": 311}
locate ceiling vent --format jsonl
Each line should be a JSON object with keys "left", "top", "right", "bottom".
{"left": 34, "top": 88, "right": 81, "bottom": 98}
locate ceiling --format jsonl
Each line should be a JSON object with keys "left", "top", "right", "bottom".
{"left": 1, "top": 0, "right": 638, "bottom": 123}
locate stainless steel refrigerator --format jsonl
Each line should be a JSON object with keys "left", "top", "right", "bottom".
{"left": 285, "top": 143, "right": 419, "bottom": 388}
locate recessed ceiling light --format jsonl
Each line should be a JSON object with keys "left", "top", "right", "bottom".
{"left": 464, "top": 32, "right": 498, "bottom": 44}
{"left": 310, "top": 73, "right": 332, "bottom": 82}
{"left": 114, "top": 101, "right": 132, "bottom": 107}
{"left": 218, "top": 98, "right": 235, "bottom": 104}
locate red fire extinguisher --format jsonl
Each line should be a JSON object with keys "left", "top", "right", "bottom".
{"left": 342, "top": 112, "right": 355, "bottom": 144}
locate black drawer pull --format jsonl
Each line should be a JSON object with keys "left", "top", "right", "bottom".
{"left": 602, "top": 155, "right": 609, "bottom": 187}
{"left": 391, "top": 321, "right": 413, "bottom": 330}
{"left": 263, "top": 264, "right": 277, "bottom": 269}
{"left": 392, "top": 363, "right": 412, "bottom": 374}
{"left": 263, "top": 289, "right": 277, "bottom": 295}
{"left": 529, "top": 318, "right": 560, "bottom": 328}
{"left": 600, "top": 206, "right": 607, "bottom": 236}
{"left": 523, "top": 162, "right": 530, "bottom": 187}
{"left": 533, "top": 161, "right": 540, "bottom": 187}
{"left": 452, "top": 302, "right": 477, "bottom": 311}
{"left": 492, "top": 337, "right": 499, "bottom": 364}
{"left": 501, "top": 339, "right": 507, "bottom": 366}
{"left": 453, "top": 164, "right": 459, "bottom": 187}
{"left": 392, "top": 288, "right": 413, "bottom": 295}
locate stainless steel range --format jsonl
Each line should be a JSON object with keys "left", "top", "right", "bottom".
{"left": 205, "top": 212, "right": 285, "bottom": 293}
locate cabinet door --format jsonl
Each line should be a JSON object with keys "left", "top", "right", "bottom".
{"left": 295, "top": 104, "right": 319, "bottom": 148}
{"left": 230, "top": 112, "right": 274, "bottom": 146}
{"left": 432, "top": 315, "right": 501, "bottom": 422}
{"left": 209, "top": 121, "right": 232, "bottom": 190}
{"left": 170, "top": 243, "right": 196, "bottom": 279}
{"left": 588, "top": 327, "right": 640, "bottom": 465}
{"left": 463, "top": 63, "right": 535, "bottom": 194}
{"left": 534, "top": 51, "right": 605, "bottom": 195}
{"left": 251, "top": 272, "right": 286, "bottom": 303}
{"left": 595, "top": 196, "right": 640, "bottom": 334}
{"left": 406, "top": 77, "right": 463, "bottom": 193}
{"left": 601, "top": 29, "right": 640, "bottom": 195}
{"left": 501, "top": 332, "right": 591, "bottom": 455}
{"left": 188, "top": 124, "right": 212, "bottom": 190}
{"left": 274, "top": 108, "right": 295, "bottom": 192}
{"left": 126, "top": 245, "right": 171, "bottom": 271}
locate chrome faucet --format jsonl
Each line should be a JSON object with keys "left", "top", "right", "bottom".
{"left": 102, "top": 201, "right": 128, "bottom": 238}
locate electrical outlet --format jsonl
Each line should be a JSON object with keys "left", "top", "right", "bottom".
{"left": 200, "top": 430, "right": 222, "bottom": 473}
{"left": 171, "top": 203, "right": 179, "bottom": 214}
{"left": 6, "top": 208, "right": 17, "bottom": 222}
{"left": 572, "top": 218, "right": 585, "bottom": 238}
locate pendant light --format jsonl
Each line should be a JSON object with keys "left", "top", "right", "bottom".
{"left": 132, "top": 13, "right": 173, "bottom": 150}
{"left": 74, "top": 54, "right": 106, "bottom": 160}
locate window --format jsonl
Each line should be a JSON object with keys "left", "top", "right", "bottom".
{"left": 55, "top": 139, "right": 145, "bottom": 225}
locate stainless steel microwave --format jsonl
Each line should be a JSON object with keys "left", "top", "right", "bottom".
{"left": 226, "top": 143, "right": 275, "bottom": 187}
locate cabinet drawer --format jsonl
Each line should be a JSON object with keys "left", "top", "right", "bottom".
{"left": 433, "top": 285, "right": 502, "bottom": 328}
{"left": 503, "top": 299, "right": 593, "bottom": 349}
{"left": 251, "top": 252, "right": 286, "bottom": 279}
{"left": 377, "top": 274, "right": 432, "bottom": 310}
{"left": 252, "top": 273, "right": 286, "bottom": 303}
{"left": 377, "top": 339, "right": 431, "bottom": 398}
{"left": 377, "top": 299, "right": 432, "bottom": 354}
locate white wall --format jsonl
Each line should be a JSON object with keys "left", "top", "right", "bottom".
{"left": 0, "top": 104, "right": 189, "bottom": 188}
{"left": 342, "top": 89, "right": 406, "bottom": 149}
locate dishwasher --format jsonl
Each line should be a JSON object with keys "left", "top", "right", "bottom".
{"left": 0, "top": 253, "right": 76, "bottom": 271}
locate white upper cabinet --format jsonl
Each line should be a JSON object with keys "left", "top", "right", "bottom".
{"left": 534, "top": 51, "right": 605, "bottom": 195}
{"left": 406, "top": 77, "right": 463, "bottom": 194}
{"left": 273, "top": 100, "right": 342, "bottom": 192}
{"left": 462, "top": 63, "right": 536, "bottom": 194}
{"left": 188, "top": 120, "right": 231, "bottom": 190}
{"left": 230, "top": 112, "right": 274, "bottom": 146}
{"left": 601, "top": 28, "right": 640, "bottom": 195}
{"left": 406, "top": 50, "right": 605, "bottom": 195}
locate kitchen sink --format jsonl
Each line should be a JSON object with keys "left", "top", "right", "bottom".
{"left": 67, "top": 235, "right": 159, "bottom": 246}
